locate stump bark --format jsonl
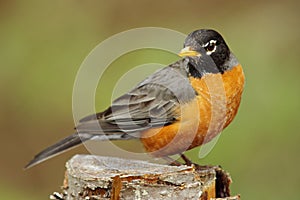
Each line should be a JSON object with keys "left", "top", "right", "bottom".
{"left": 50, "top": 155, "right": 240, "bottom": 200}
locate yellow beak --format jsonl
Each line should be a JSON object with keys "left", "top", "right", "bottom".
{"left": 178, "top": 46, "right": 201, "bottom": 57}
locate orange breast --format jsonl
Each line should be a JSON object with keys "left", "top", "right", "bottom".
{"left": 140, "top": 65, "right": 245, "bottom": 157}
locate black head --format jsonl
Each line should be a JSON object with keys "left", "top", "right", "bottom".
{"left": 179, "top": 29, "right": 235, "bottom": 77}
{"left": 184, "top": 29, "right": 230, "bottom": 68}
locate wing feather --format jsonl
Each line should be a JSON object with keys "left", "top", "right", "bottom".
{"left": 76, "top": 59, "right": 196, "bottom": 136}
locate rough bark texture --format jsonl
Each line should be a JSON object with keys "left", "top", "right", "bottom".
{"left": 50, "top": 155, "right": 240, "bottom": 200}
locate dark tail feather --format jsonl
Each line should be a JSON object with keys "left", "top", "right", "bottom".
{"left": 24, "top": 133, "right": 93, "bottom": 169}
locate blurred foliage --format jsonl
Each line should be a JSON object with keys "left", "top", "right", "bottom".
{"left": 1, "top": 0, "right": 300, "bottom": 199}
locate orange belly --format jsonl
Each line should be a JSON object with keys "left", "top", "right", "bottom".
{"left": 140, "top": 65, "right": 245, "bottom": 157}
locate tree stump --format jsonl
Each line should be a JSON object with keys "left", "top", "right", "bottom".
{"left": 50, "top": 155, "right": 240, "bottom": 200}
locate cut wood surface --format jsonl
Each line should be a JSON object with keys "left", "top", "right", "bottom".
{"left": 50, "top": 155, "right": 239, "bottom": 200}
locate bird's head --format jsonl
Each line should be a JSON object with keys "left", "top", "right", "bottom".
{"left": 179, "top": 29, "right": 236, "bottom": 77}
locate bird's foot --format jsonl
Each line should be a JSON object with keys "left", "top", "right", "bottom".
{"left": 164, "top": 154, "right": 201, "bottom": 167}
{"left": 163, "top": 156, "right": 182, "bottom": 166}
{"left": 180, "top": 154, "right": 193, "bottom": 166}
{"left": 180, "top": 154, "right": 208, "bottom": 169}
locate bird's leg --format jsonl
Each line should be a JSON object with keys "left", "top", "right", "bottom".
{"left": 163, "top": 155, "right": 196, "bottom": 166}
{"left": 180, "top": 154, "right": 206, "bottom": 169}
{"left": 163, "top": 156, "right": 182, "bottom": 166}
{"left": 180, "top": 154, "right": 193, "bottom": 166}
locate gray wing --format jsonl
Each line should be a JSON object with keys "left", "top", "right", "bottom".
{"left": 76, "top": 59, "right": 197, "bottom": 136}
{"left": 24, "top": 59, "right": 199, "bottom": 169}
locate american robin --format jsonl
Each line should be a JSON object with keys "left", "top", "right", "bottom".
{"left": 25, "top": 29, "right": 245, "bottom": 169}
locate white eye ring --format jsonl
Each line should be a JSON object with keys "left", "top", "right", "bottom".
{"left": 203, "top": 40, "right": 217, "bottom": 55}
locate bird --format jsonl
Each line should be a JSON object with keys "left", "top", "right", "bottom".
{"left": 25, "top": 29, "right": 245, "bottom": 169}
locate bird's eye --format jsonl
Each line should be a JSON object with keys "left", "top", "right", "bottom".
{"left": 204, "top": 40, "right": 217, "bottom": 54}
{"left": 206, "top": 43, "right": 215, "bottom": 51}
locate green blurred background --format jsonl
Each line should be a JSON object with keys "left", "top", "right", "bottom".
{"left": 1, "top": 0, "right": 300, "bottom": 199}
